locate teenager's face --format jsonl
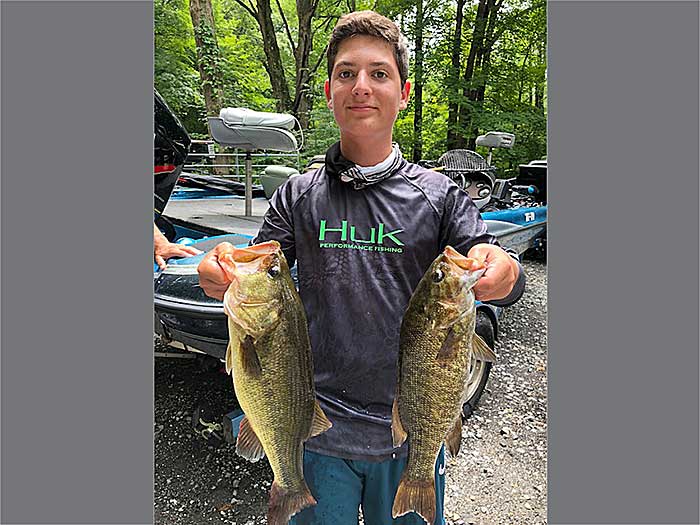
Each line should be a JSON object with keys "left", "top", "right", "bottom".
{"left": 325, "top": 35, "right": 411, "bottom": 142}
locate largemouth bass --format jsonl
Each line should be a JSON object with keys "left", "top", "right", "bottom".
{"left": 219, "top": 240, "right": 332, "bottom": 525}
{"left": 392, "top": 246, "right": 497, "bottom": 524}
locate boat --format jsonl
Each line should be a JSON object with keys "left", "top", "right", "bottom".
{"left": 153, "top": 98, "right": 546, "bottom": 428}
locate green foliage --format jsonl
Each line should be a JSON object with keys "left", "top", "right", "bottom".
{"left": 155, "top": 0, "right": 546, "bottom": 168}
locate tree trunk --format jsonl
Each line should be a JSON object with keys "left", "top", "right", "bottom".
{"left": 412, "top": 0, "right": 424, "bottom": 162}
{"left": 446, "top": 0, "right": 465, "bottom": 150}
{"left": 456, "top": 0, "right": 489, "bottom": 150}
{"left": 256, "top": 0, "right": 293, "bottom": 112}
{"left": 189, "top": 0, "right": 228, "bottom": 175}
{"left": 461, "top": 0, "right": 503, "bottom": 148}
{"left": 292, "top": 0, "right": 315, "bottom": 128}
{"left": 189, "top": 0, "right": 223, "bottom": 116}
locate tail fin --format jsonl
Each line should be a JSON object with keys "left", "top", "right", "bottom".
{"left": 267, "top": 481, "right": 316, "bottom": 525}
{"left": 392, "top": 476, "right": 436, "bottom": 525}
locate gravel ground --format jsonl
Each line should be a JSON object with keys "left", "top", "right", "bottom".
{"left": 154, "top": 257, "right": 547, "bottom": 525}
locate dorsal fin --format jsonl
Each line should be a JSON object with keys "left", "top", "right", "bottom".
{"left": 391, "top": 395, "right": 408, "bottom": 447}
{"left": 445, "top": 416, "right": 463, "bottom": 457}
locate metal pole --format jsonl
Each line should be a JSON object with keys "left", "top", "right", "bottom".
{"left": 245, "top": 151, "right": 252, "bottom": 217}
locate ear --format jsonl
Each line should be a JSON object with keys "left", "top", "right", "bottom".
{"left": 324, "top": 79, "right": 333, "bottom": 109}
{"left": 399, "top": 81, "right": 411, "bottom": 110}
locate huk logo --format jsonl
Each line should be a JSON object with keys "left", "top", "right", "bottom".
{"left": 318, "top": 220, "right": 405, "bottom": 254}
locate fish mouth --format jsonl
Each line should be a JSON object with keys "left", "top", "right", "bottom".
{"left": 443, "top": 246, "right": 485, "bottom": 272}
{"left": 231, "top": 240, "right": 281, "bottom": 263}
{"left": 219, "top": 241, "right": 281, "bottom": 278}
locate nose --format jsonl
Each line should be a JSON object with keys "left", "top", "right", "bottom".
{"left": 352, "top": 71, "right": 371, "bottom": 97}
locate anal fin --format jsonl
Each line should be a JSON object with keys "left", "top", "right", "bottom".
{"left": 308, "top": 400, "right": 332, "bottom": 438}
{"left": 236, "top": 415, "right": 266, "bottom": 462}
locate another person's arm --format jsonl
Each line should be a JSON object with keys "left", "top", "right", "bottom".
{"left": 154, "top": 223, "right": 202, "bottom": 270}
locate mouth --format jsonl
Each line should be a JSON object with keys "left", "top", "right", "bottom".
{"left": 348, "top": 105, "right": 377, "bottom": 112}
{"left": 443, "top": 246, "right": 485, "bottom": 272}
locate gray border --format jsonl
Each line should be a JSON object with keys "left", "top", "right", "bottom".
{"left": 548, "top": 1, "right": 699, "bottom": 524}
{"left": 2, "top": 0, "right": 699, "bottom": 524}
{"left": 1, "top": 2, "right": 153, "bottom": 523}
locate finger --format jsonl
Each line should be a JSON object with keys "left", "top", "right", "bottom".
{"left": 171, "top": 246, "right": 202, "bottom": 258}
{"left": 212, "top": 242, "right": 235, "bottom": 257}
{"left": 155, "top": 255, "right": 166, "bottom": 270}
{"left": 467, "top": 244, "right": 496, "bottom": 266}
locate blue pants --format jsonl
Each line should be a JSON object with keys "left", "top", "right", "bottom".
{"left": 289, "top": 448, "right": 446, "bottom": 525}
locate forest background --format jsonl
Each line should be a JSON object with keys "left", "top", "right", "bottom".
{"left": 155, "top": 0, "right": 546, "bottom": 175}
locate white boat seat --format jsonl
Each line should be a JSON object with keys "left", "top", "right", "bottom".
{"left": 219, "top": 107, "right": 296, "bottom": 130}
{"left": 208, "top": 117, "right": 298, "bottom": 152}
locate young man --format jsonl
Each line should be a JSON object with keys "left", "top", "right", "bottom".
{"left": 198, "top": 11, "right": 525, "bottom": 525}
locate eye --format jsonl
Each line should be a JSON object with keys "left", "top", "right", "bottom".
{"left": 338, "top": 70, "right": 353, "bottom": 79}
{"left": 267, "top": 265, "right": 281, "bottom": 279}
{"left": 432, "top": 268, "right": 445, "bottom": 283}
{"left": 373, "top": 70, "right": 388, "bottom": 79}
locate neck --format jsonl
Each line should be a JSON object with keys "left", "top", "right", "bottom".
{"left": 339, "top": 133, "right": 393, "bottom": 167}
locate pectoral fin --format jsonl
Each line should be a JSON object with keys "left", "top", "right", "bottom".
{"left": 307, "top": 400, "right": 332, "bottom": 439}
{"left": 436, "top": 328, "right": 461, "bottom": 363}
{"left": 391, "top": 396, "right": 408, "bottom": 448}
{"left": 240, "top": 335, "right": 262, "bottom": 376}
{"left": 472, "top": 333, "right": 497, "bottom": 363}
{"left": 445, "top": 416, "right": 463, "bottom": 457}
{"left": 236, "top": 415, "right": 266, "bottom": 462}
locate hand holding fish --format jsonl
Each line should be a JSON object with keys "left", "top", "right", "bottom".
{"left": 197, "top": 242, "right": 236, "bottom": 300}
{"left": 467, "top": 243, "right": 519, "bottom": 302}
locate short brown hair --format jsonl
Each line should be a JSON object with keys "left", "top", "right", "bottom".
{"left": 327, "top": 11, "right": 409, "bottom": 85}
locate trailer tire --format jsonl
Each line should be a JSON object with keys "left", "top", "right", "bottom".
{"left": 462, "top": 311, "right": 495, "bottom": 421}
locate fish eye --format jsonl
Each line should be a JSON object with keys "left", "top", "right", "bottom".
{"left": 267, "top": 265, "right": 281, "bottom": 279}
{"left": 432, "top": 268, "right": 445, "bottom": 283}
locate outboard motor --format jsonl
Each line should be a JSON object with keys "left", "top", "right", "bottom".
{"left": 154, "top": 89, "right": 191, "bottom": 239}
